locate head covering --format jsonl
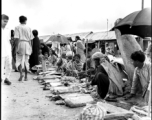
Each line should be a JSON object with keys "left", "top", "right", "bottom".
{"left": 66, "top": 51, "right": 74, "bottom": 57}
{"left": 92, "top": 52, "right": 104, "bottom": 60}
{"left": 146, "top": 43, "right": 151, "bottom": 55}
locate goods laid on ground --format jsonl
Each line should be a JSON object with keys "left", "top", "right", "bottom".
{"left": 61, "top": 76, "right": 78, "bottom": 83}
{"left": 78, "top": 102, "right": 134, "bottom": 120}
{"left": 33, "top": 65, "right": 151, "bottom": 120}
{"left": 79, "top": 102, "right": 107, "bottom": 120}
{"left": 130, "top": 106, "right": 151, "bottom": 118}
{"left": 51, "top": 85, "right": 81, "bottom": 94}
{"left": 49, "top": 93, "right": 94, "bottom": 107}
{"left": 64, "top": 94, "right": 94, "bottom": 108}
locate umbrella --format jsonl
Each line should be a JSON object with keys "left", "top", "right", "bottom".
{"left": 111, "top": 8, "right": 151, "bottom": 38}
{"left": 46, "top": 34, "right": 70, "bottom": 43}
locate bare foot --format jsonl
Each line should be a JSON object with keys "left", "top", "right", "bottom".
{"left": 24, "top": 77, "right": 28, "bottom": 81}
{"left": 18, "top": 75, "right": 24, "bottom": 81}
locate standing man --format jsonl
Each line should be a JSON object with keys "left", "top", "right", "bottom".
{"left": 14, "top": 16, "right": 33, "bottom": 81}
{"left": 1, "top": 14, "right": 12, "bottom": 85}
{"left": 75, "top": 36, "right": 86, "bottom": 64}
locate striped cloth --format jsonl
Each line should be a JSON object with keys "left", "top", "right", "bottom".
{"left": 79, "top": 103, "right": 106, "bottom": 120}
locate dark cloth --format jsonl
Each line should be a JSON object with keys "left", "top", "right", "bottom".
{"left": 91, "top": 65, "right": 110, "bottom": 99}
{"left": 41, "top": 43, "right": 49, "bottom": 56}
{"left": 29, "top": 37, "right": 40, "bottom": 70}
{"left": 10, "top": 38, "right": 18, "bottom": 70}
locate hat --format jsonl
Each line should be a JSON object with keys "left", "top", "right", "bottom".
{"left": 92, "top": 52, "right": 104, "bottom": 60}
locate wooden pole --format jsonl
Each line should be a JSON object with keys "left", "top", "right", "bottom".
{"left": 139, "top": 0, "right": 144, "bottom": 51}
{"left": 148, "top": 84, "right": 151, "bottom": 117}
{"left": 86, "top": 39, "right": 88, "bottom": 74}
{"left": 107, "top": 19, "right": 108, "bottom": 36}
{"left": 142, "top": 0, "right": 144, "bottom": 10}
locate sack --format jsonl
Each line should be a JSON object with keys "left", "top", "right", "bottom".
{"left": 79, "top": 102, "right": 106, "bottom": 120}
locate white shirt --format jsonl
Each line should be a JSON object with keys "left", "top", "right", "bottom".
{"left": 14, "top": 24, "right": 33, "bottom": 41}
{"left": 1, "top": 27, "right": 11, "bottom": 58}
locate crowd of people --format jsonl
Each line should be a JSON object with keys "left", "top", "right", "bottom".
{"left": 1, "top": 14, "right": 151, "bottom": 104}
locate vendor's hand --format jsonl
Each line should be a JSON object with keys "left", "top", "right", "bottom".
{"left": 125, "top": 94, "right": 135, "bottom": 100}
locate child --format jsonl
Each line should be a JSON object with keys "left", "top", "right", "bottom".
{"left": 38, "top": 49, "right": 44, "bottom": 64}
{"left": 73, "top": 54, "right": 83, "bottom": 72}
{"left": 56, "top": 52, "right": 67, "bottom": 71}
{"left": 48, "top": 50, "right": 58, "bottom": 66}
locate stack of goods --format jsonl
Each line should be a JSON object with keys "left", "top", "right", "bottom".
{"left": 129, "top": 106, "right": 151, "bottom": 120}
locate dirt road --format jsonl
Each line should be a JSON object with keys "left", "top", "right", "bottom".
{"left": 2, "top": 72, "right": 83, "bottom": 120}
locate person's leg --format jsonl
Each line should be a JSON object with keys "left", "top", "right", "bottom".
{"left": 24, "top": 63, "right": 28, "bottom": 81}
{"left": 16, "top": 54, "right": 24, "bottom": 81}
{"left": 96, "top": 72, "right": 110, "bottom": 99}
{"left": 14, "top": 53, "right": 18, "bottom": 72}
{"left": 1, "top": 57, "right": 5, "bottom": 83}
{"left": 18, "top": 64, "right": 23, "bottom": 81}
{"left": 4, "top": 56, "right": 11, "bottom": 85}
{"left": 24, "top": 55, "right": 30, "bottom": 81}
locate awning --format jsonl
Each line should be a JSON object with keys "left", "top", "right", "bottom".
{"left": 65, "top": 31, "right": 93, "bottom": 41}
{"left": 86, "top": 31, "right": 116, "bottom": 42}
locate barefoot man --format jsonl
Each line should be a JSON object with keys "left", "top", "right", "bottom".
{"left": 1, "top": 14, "right": 12, "bottom": 85}
{"left": 14, "top": 16, "right": 33, "bottom": 81}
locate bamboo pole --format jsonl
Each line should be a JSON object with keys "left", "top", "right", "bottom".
{"left": 85, "top": 39, "right": 88, "bottom": 74}
{"left": 142, "top": 0, "right": 144, "bottom": 10}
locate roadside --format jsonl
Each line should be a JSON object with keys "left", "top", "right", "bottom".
{"left": 1, "top": 72, "right": 83, "bottom": 120}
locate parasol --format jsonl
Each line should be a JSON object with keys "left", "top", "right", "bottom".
{"left": 111, "top": 8, "right": 151, "bottom": 38}
{"left": 46, "top": 34, "right": 70, "bottom": 44}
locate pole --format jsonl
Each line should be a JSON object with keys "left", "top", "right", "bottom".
{"left": 86, "top": 39, "right": 88, "bottom": 74}
{"left": 107, "top": 19, "right": 108, "bottom": 36}
{"left": 139, "top": 0, "right": 144, "bottom": 50}
{"left": 142, "top": 0, "right": 144, "bottom": 10}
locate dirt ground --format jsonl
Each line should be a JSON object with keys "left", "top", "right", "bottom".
{"left": 1, "top": 72, "right": 83, "bottom": 120}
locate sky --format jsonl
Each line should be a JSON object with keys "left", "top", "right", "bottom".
{"left": 2, "top": 0, "right": 151, "bottom": 36}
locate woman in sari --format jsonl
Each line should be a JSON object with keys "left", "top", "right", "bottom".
{"left": 29, "top": 30, "right": 40, "bottom": 73}
{"left": 88, "top": 52, "right": 124, "bottom": 99}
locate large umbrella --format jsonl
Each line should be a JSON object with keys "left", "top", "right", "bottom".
{"left": 46, "top": 34, "right": 70, "bottom": 43}
{"left": 111, "top": 8, "right": 151, "bottom": 38}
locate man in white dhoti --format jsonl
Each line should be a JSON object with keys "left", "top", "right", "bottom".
{"left": 14, "top": 16, "right": 33, "bottom": 81}
{"left": 1, "top": 14, "right": 12, "bottom": 85}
